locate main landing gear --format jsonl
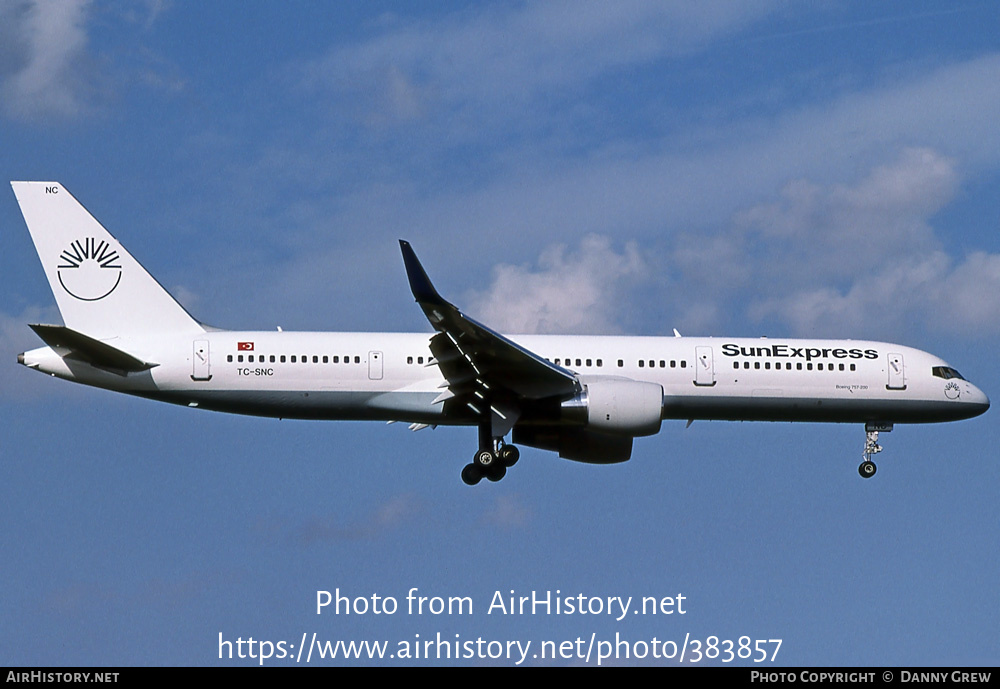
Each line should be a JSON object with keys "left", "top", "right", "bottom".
{"left": 462, "top": 439, "right": 520, "bottom": 485}
{"left": 460, "top": 411, "right": 522, "bottom": 485}
{"left": 859, "top": 423, "right": 892, "bottom": 478}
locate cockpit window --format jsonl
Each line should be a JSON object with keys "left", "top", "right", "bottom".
{"left": 932, "top": 366, "right": 965, "bottom": 381}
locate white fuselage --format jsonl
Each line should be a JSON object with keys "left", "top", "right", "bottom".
{"left": 20, "top": 331, "right": 991, "bottom": 426}
{"left": 12, "top": 181, "right": 990, "bottom": 480}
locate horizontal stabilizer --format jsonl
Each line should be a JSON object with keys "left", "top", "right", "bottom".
{"left": 29, "top": 324, "right": 157, "bottom": 374}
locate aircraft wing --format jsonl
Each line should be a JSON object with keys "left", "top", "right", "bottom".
{"left": 399, "top": 241, "right": 580, "bottom": 432}
{"left": 28, "top": 324, "right": 157, "bottom": 375}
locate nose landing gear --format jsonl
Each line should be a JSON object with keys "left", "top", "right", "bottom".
{"left": 859, "top": 423, "right": 891, "bottom": 478}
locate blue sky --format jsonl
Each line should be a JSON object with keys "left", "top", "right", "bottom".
{"left": 2, "top": 1, "right": 998, "bottom": 666}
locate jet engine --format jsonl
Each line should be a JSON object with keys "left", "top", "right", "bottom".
{"left": 513, "top": 377, "right": 664, "bottom": 463}
{"left": 561, "top": 376, "right": 664, "bottom": 436}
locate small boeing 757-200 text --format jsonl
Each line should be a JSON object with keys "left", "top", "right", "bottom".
{"left": 12, "top": 182, "right": 990, "bottom": 484}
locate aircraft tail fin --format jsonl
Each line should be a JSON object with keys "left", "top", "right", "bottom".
{"left": 11, "top": 182, "right": 204, "bottom": 340}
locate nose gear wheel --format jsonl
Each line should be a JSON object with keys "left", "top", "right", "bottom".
{"left": 858, "top": 428, "right": 884, "bottom": 479}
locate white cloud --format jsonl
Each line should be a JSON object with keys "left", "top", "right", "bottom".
{"left": 465, "top": 235, "right": 646, "bottom": 335}
{"left": 931, "top": 252, "right": 1000, "bottom": 330}
{"left": 174, "top": 15, "right": 1000, "bottom": 341}
{"left": 751, "top": 250, "right": 1000, "bottom": 338}
{"left": 299, "top": 1, "right": 779, "bottom": 134}
{"left": 471, "top": 147, "right": 1000, "bottom": 340}
{"left": 0, "top": 0, "right": 94, "bottom": 120}
{"left": 482, "top": 494, "right": 532, "bottom": 528}
{"left": 735, "top": 149, "right": 1000, "bottom": 337}
{"left": 276, "top": 54, "right": 1000, "bottom": 274}
{"left": 294, "top": 494, "right": 420, "bottom": 544}
{"left": 735, "top": 148, "right": 956, "bottom": 283}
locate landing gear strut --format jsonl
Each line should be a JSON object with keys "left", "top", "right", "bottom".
{"left": 858, "top": 423, "right": 891, "bottom": 478}
{"left": 461, "top": 424, "right": 520, "bottom": 485}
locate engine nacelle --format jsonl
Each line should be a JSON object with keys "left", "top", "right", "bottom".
{"left": 561, "top": 376, "right": 663, "bottom": 437}
{"left": 513, "top": 426, "right": 634, "bottom": 463}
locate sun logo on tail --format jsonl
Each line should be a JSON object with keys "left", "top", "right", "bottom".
{"left": 57, "top": 238, "right": 122, "bottom": 301}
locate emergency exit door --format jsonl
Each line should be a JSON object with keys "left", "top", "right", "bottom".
{"left": 368, "top": 351, "right": 383, "bottom": 380}
{"left": 695, "top": 346, "right": 715, "bottom": 386}
{"left": 192, "top": 339, "right": 211, "bottom": 381}
{"left": 887, "top": 352, "right": 905, "bottom": 390}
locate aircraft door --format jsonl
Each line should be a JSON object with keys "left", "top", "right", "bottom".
{"left": 192, "top": 339, "right": 211, "bottom": 381}
{"left": 887, "top": 352, "right": 905, "bottom": 389}
{"left": 368, "top": 351, "right": 383, "bottom": 380}
{"left": 694, "top": 346, "right": 716, "bottom": 386}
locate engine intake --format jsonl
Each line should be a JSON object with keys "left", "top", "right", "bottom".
{"left": 561, "top": 376, "right": 663, "bottom": 436}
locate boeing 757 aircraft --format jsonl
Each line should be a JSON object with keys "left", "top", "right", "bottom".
{"left": 12, "top": 182, "right": 990, "bottom": 484}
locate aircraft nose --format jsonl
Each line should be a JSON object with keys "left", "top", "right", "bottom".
{"left": 968, "top": 385, "right": 990, "bottom": 417}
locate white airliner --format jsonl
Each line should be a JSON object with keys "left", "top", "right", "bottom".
{"left": 12, "top": 182, "right": 990, "bottom": 484}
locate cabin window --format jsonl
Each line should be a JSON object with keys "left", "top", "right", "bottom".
{"left": 597, "top": 359, "right": 603, "bottom": 367}
{"left": 638, "top": 360, "right": 644, "bottom": 368}
{"left": 227, "top": 355, "right": 233, "bottom": 362}
{"left": 618, "top": 359, "right": 624, "bottom": 367}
